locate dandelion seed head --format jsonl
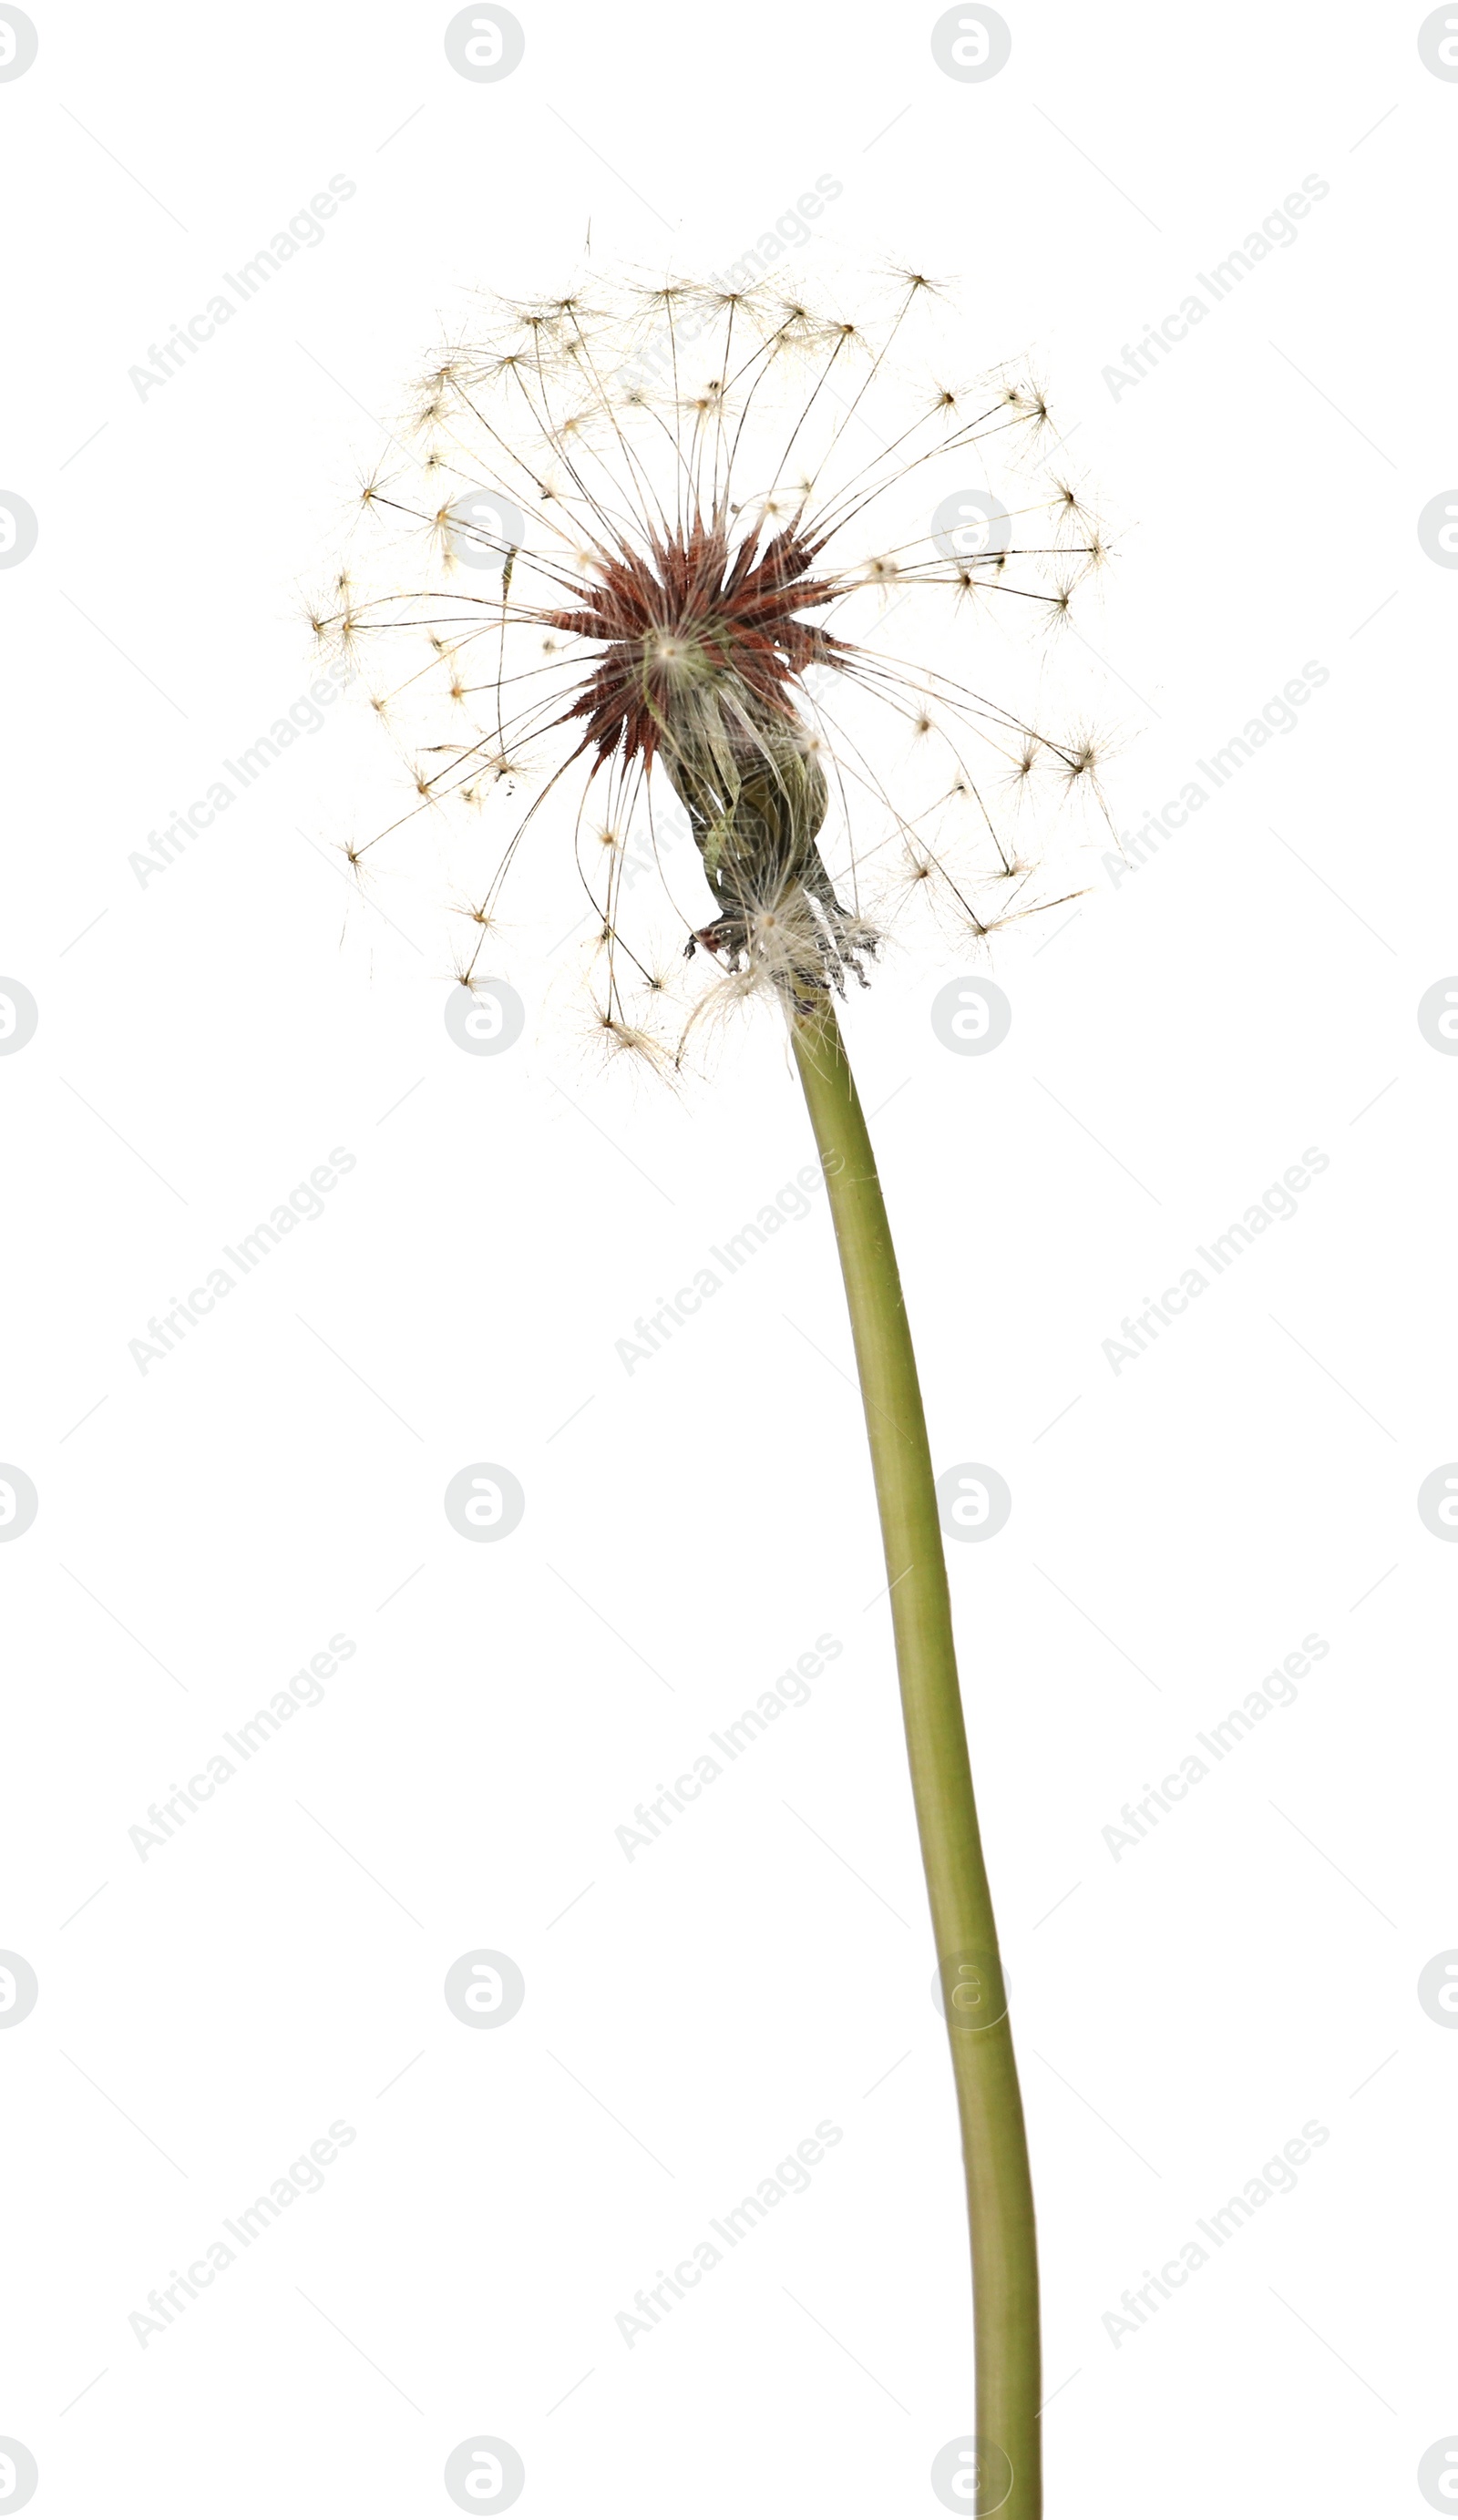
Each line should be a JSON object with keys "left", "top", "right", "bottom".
{"left": 323, "top": 261, "right": 1114, "bottom": 1064}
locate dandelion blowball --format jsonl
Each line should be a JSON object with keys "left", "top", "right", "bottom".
{"left": 314, "top": 265, "right": 1113, "bottom": 1067}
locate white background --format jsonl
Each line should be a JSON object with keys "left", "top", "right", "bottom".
{"left": 2, "top": 2, "right": 1455, "bottom": 2514}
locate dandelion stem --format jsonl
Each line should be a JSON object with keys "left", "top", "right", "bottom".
{"left": 791, "top": 994, "right": 1040, "bottom": 2520}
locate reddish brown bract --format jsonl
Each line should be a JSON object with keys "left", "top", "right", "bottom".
{"left": 546, "top": 513, "right": 847, "bottom": 766}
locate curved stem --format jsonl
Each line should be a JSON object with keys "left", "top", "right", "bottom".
{"left": 790, "top": 995, "right": 1041, "bottom": 2520}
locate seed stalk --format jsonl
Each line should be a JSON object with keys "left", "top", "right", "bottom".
{"left": 790, "top": 993, "right": 1041, "bottom": 2520}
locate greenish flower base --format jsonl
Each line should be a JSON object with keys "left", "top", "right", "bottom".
{"left": 791, "top": 996, "right": 1041, "bottom": 2520}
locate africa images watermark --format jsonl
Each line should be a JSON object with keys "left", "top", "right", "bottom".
{"left": 611, "top": 176, "right": 844, "bottom": 396}
{"left": 1100, "top": 1629, "right": 1330, "bottom": 1861}
{"left": 1100, "top": 1145, "right": 1330, "bottom": 1375}
{"left": 617, "top": 789, "right": 693, "bottom": 896}
{"left": 127, "top": 2119, "right": 357, "bottom": 2346}
{"left": 128, "top": 656, "right": 356, "bottom": 889}
{"left": 128, "top": 175, "right": 357, "bottom": 401}
{"left": 1101, "top": 174, "right": 1330, "bottom": 401}
{"left": 614, "top": 2118, "right": 844, "bottom": 2347}
{"left": 127, "top": 1146, "right": 356, "bottom": 1374}
{"left": 127, "top": 1631, "right": 356, "bottom": 1860}
{"left": 613, "top": 1632, "right": 844, "bottom": 1860}
{"left": 614, "top": 1158, "right": 836, "bottom": 1373}
{"left": 1101, "top": 2119, "right": 1330, "bottom": 2346}
{"left": 1104, "top": 658, "right": 1330, "bottom": 893}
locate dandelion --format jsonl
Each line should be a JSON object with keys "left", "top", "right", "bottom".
{"left": 316, "top": 262, "right": 1113, "bottom": 2520}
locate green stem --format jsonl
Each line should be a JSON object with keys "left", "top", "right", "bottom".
{"left": 791, "top": 995, "right": 1040, "bottom": 2520}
